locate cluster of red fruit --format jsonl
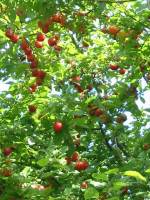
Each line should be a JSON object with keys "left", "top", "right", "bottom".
{"left": 102, "top": 25, "right": 120, "bottom": 35}
{"left": 0, "top": 168, "right": 12, "bottom": 177}
{"left": 102, "top": 25, "right": 140, "bottom": 39}
{"left": 5, "top": 28, "right": 19, "bottom": 43}
{"left": 71, "top": 76, "right": 84, "bottom": 93}
{"left": 102, "top": 25, "right": 141, "bottom": 49}
{"left": 34, "top": 32, "right": 61, "bottom": 52}
{"left": 109, "top": 64, "right": 126, "bottom": 75}
{"left": 21, "top": 37, "right": 46, "bottom": 86}
{"left": 48, "top": 35, "right": 61, "bottom": 52}
{"left": 65, "top": 151, "right": 89, "bottom": 171}
{"left": 38, "top": 13, "right": 65, "bottom": 34}
{"left": 1, "top": 147, "right": 13, "bottom": 177}
{"left": 71, "top": 76, "right": 93, "bottom": 93}
{"left": 20, "top": 37, "right": 46, "bottom": 113}
{"left": 34, "top": 32, "right": 46, "bottom": 48}
{"left": 88, "top": 105, "right": 104, "bottom": 117}
{"left": 23, "top": 37, "right": 47, "bottom": 113}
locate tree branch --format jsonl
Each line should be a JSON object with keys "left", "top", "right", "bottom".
{"left": 69, "top": 32, "right": 83, "bottom": 53}
{"left": 98, "top": 122, "right": 113, "bottom": 151}
{"left": 115, "top": 138, "right": 129, "bottom": 157}
{"left": 98, "top": 122, "right": 124, "bottom": 164}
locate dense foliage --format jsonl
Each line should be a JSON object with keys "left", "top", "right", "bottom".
{"left": 0, "top": 0, "right": 150, "bottom": 199}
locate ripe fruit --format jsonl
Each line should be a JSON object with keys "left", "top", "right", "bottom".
{"left": 28, "top": 105, "right": 36, "bottom": 113}
{"left": 116, "top": 113, "right": 127, "bottom": 123}
{"left": 36, "top": 78, "right": 43, "bottom": 86}
{"left": 119, "top": 68, "right": 126, "bottom": 75}
{"left": 45, "top": 17, "right": 53, "bottom": 27}
{"left": 48, "top": 37, "right": 57, "bottom": 46}
{"left": 121, "top": 186, "right": 128, "bottom": 195}
{"left": 71, "top": 151, "right": 79, "bottom": 162}
{"left": 24, "top": 48, "right": 32, "bottom": 56}
{"left": 29, "top": 84, "right": 37, "bottom": 93}
{"left": 27, "top": 54, "right": 35, "bottom": 62}
{"left": 32, "top": 70, "right": 46, "bottom": 79}
{"left": 3, "top": 147, "right": 13, "bottom": 156}
{"left": 1, "top": 169, "right": 12, "bottom": 177}
{"left": 75, "top": 160, "right": 89, "bottom": 171}
{"left": 108, "top": 26, "right": 120, "bottom": 35}
{"left": 52, "top": 13, "right": 65, "bottom": 25}
{"left": 75, "top": 84, "right": 84, "bottom": 93}
{"left": 65, "top": 157, "right": 72, "bottom": 165}
{"left": 30, "top": 60, "right": 38, "bottom": 69}
{"left": 87, "top": 84, "right": 93, "bottom": 91}
{"left": 38, "top": 20, "right": 43, "bottom": 29}
{"left": 21, "top": 38, "right": 29, "bottom": 50}
{"left": 36, "top": 70, "right": 46, "bottom": 79}
{"left": 5, "top": 28, "right": 13, "bottom": 38}
{"left": 53, "top": 121, "right": 63, "bottom": 133}
{"left": 80, "top": 181, "right": 88, "bottom": 189}
{"left": 54, "top": 45, "right": 62, "bottom": 52}
{"left": 143, "top": 144, "right": 150, "bottom": 150}
{"left": 37, "top": 33, "right": 46, "bottom": 41}
{"left": 109, "top": 64, "right": 119, "bottom": 70}
{"left": 94, "top": 108, "right": 103, "bottom": 117}
{"left": 41, "top": 25, "right": 49, "bottom": 34}
{"left": 35, "top": 40, "right": 43, "bottom": 48}
{"left": 72, "top": 76, "right": 80, "bottom": 82}
{"left": 11, "top": 34, "right": 19, "bottom": 43}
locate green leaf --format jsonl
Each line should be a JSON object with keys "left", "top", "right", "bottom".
{"left": 105, "top": 168, "right": 119, "bottom": 175}
{"left": 124, "top": 171, "right": 146, "bottom": 182}
{"left": 113, "top": 181, "right": 128, "bottom": 190}
{"left": 84, "top": 187, "right": 99, "bottom": 199}
{"left": 48, "top": 197, "right": 55, "bottom": 200}
{"left": 92, "top": 173, "right": 108, "bottom": 181}
{"left": 37, "top": 158, "right": 49, "bottom": 167}
{"left": 20, "top": 166, "right": 32, "bottom": 177}
{"left": 145, "top": 168, "right": 150, "bottom": 173}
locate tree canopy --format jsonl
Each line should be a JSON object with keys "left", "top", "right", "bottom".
{"left": 0, "top": 0, "right": 150, "bottom": 199}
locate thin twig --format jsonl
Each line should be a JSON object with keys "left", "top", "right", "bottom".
{"left": 69, "top": 32, "right": 83, "bottom": 53}
{"left": 116, "top": 138, "right": 129, "bottom": 157}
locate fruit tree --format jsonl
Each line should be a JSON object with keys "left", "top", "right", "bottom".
{"left": 0, "top": 0, "right": 150, "bottom": 199}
